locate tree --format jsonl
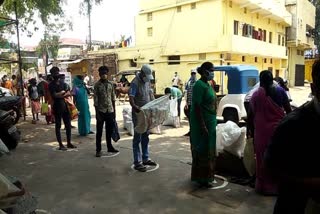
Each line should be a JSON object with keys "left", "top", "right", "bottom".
{"left": 79, "top": 0, "right": 103, "bottom": 50}
{"left": 0, "top": 0, "right": 66, "bottom": 35}
{"left": 35, "top": 34, "right": 60, "bottom": 60}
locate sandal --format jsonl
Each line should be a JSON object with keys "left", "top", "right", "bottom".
{"left": 67, "top": 144, "right": 77, "bottom": 149}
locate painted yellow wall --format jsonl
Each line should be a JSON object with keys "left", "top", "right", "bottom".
{"left": 305, "top": 59, "right": 315, "bottom": 82}
{"left": 296, "top": 0, "right": 315, "bottom": 47}
{"left": 136, "top": 0, "right": 222, "bottom": 55}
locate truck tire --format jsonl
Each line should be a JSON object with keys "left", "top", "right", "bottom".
{"left": 222, "top": 108, "right": 239, "bottom": 124}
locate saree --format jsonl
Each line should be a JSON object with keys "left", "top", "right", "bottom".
{"left": 190, "top": 80, "right": 217, "bottom": 183}
{"left": 250, "top": 87, "right": 285, "bottom": 194}
{"left": 73, "top": 77, "right": 91, "bottom": 136}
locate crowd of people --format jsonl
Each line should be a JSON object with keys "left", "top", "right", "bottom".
{"left": 1, "top": 59, "right": 319, "bottom": 213}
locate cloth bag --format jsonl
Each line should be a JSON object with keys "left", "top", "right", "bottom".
{"left": 111, "top": 119, "right": 120, "bottom": 142}
{"left": 40, "top": 103, "right": 49, "bottom": 115}
{"left": 243, "top": 137, "right": 256, "bottom": 176}
{"left": 64, "top": 97, "right": 78, "bottom": 120}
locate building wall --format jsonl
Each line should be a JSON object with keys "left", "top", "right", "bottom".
{"left": 223, "top": 0, "right": 288, "bottom": 58}
{"left": 288, "top": 46, "right": 305, "bottom": 85}
{"left": 296, "top": 0, "right": 315, "bottom": 47}
{"left": 136, "top": 0, "right": 222, "bottom": 55}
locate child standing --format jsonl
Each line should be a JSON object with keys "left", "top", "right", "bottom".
{"left": 28, "top": 78, "right": 40, "bottom": 123}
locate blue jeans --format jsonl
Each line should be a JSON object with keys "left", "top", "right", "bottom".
{"left": 132, "top": 111, "right": 150, "bottom": 165}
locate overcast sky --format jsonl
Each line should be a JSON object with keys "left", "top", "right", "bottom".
{"left": 19, "top": 0, "right": 139, "bottom": 47}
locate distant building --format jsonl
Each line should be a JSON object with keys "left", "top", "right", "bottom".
{"left": 57, "top": 38, "right": 85, "bottom": 61}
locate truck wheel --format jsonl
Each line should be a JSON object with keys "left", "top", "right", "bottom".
{"left": 222, "top": 108, "right": 239, "bottom": 124}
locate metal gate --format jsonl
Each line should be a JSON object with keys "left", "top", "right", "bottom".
{"left": 295, "top": 64, "right": 305, "bottom": 86}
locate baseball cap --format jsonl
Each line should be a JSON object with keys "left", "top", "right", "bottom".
{"left": 141, "top": 64, "right": 154, "bottom": 80}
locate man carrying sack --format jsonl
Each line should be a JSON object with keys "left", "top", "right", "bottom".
{"left": 129, "top": 64, "right": 157, "bottom": 172}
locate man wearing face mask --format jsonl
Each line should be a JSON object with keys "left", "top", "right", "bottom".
{"left": 94, "top": 66, "right": 118, "bottom": 157}
{"left": 129, "top": 64, "right": 156, "bottom": 172}
{"left": 265, "top": 60, "right": 320, "bottom": 213}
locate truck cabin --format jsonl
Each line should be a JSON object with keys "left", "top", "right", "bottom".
{"left": 213, "top": 65, "right": 259, "bottom": 96}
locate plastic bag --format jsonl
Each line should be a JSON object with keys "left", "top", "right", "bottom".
{"left": 64, "top": 97, "right": 78, "bottom": 120}
{"left": 224, "top": 127, "right": 246, "bottom": 158}
{"left": 0, "top": 173, "right": 20, "bottom": 207}
{"left": 149, "top": 125, "right": 161, "bottom": 135}
{"left": 0, "top": 139, "right": 9, "bottom": 155}
{"left": 220, "top": 121, "right": 242, "bottom": 147}
{"left": 41, "top": 103, "right": 49, "bottom": 115}
{"left": 243, "top": 137, "right": 256, "bottom": 176}
{"left": 134, "top": 95, "right": 170, "bottom": 134}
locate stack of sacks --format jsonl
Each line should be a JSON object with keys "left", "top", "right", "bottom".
{"left": 163, "top": 98, "right": 180, "bottom": 128}
{"left": 216, "top": 121, "right": 246, "bottom": 158}
{"left": 122, "top": 106, "right": 134, "bottom": 136}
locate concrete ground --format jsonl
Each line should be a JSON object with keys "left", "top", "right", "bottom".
{"left": 0, "top": 85, "right": 311, "bottom": 214}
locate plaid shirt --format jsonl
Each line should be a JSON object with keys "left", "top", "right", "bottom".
{"left": 94, "top": 80, "right": 115, "bottom": 113}
{"left": 186, "top": 79, "right": 196, "bottom": 106}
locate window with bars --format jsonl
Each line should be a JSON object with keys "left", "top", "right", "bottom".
{"left": 147, "top": 13, "right": 152, "bottom": 21}
{"left": 177, "top": 6, "right": 182, "bottom": 12}
{"left": 269, "top": 32, "right": 272, "bottom": 43}
{"left": 168, "top": 55, "right": 180, "bottom": 65}
{"left": 191, "top": 3, "right": 196, "bottom": 9}
{"left": 147, "top": 27, "right": 153, "bottom": 37}
{"left": 229, "top": 0, "right": 232, "bottom": 7}
{"left": 244, "top": 7, "right": 247, "bottom": 14}
{"left": 199, "top": 53, "right": 206, "bottom": 60}
{"left": 234, "top": 20, "right": 239, "bottom": 35}
{"left": 242, "top": 56, "right": 246, "bottom": 62}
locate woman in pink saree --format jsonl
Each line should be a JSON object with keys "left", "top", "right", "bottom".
{"left": 249, "top": 70, "right": 291, "bottom": 195}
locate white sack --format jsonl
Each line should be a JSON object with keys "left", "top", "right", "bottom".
{"left": 163, "top": 98, "right": 180, "bottom": 127}
{"left": 135, "top": 95, "right": 170, "bottom": 134}
{"left": 224, "top": 127, "right": 247, "bottom": 158}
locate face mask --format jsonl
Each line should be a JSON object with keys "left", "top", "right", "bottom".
{"left": 143, "top": 76, "right": 150, "bottom": 83}
{"left": 206, "top": 71, "right": 214, "bottom": 81}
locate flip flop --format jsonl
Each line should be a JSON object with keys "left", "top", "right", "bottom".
{"left": 67, "top": 144, "right": 77, "bottom": 149}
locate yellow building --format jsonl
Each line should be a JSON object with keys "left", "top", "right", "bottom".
{"left": 89, "top": 0, "right": 314, "bottom": 92}
{"left": 286, "top": 0, "right": 315, "bottom": 86}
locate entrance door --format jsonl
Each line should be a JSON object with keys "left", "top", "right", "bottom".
{"left": 295, "top": 64, "right": 305, "bottom": 86}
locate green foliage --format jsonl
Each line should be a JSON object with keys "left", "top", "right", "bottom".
{"left": 79, "top": 0, "right": 103, "bottom": 16}
{"left": 35, "top": 34, "right": 60, "bottom": 59}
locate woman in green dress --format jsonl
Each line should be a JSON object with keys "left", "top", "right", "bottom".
{"left": 190, "top": 62, "right": 217, "bottom": 188}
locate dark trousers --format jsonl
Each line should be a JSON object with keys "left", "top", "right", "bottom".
{"left": 273, "top": 185, "right": 316, "bottom": 214}
{"left": 54, "top": 110, "right": 71, "bottom": 145}
{"left": 177, "top": 97, "right": 182, "bottom": 117}
{"left": 96, "top": 111, "right": 114, "bottom": 152}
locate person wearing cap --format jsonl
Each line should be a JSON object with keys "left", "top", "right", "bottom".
{"left": 129, "top": 64, "right": 157, "bottom": 172}
{"left": 164, "top": 86, "right": 183, "bottom": 118}
{"left": 184, "top": 70, "right": 197, "bottom": 136}
{"left": 190, "top": 62, "right": 217, "bottom": 188}
{"left": 94, "top": 66, "right": 119, "bottom": 157}
{"left": 48, "top": 66, "right": 76, "bottom": 150}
